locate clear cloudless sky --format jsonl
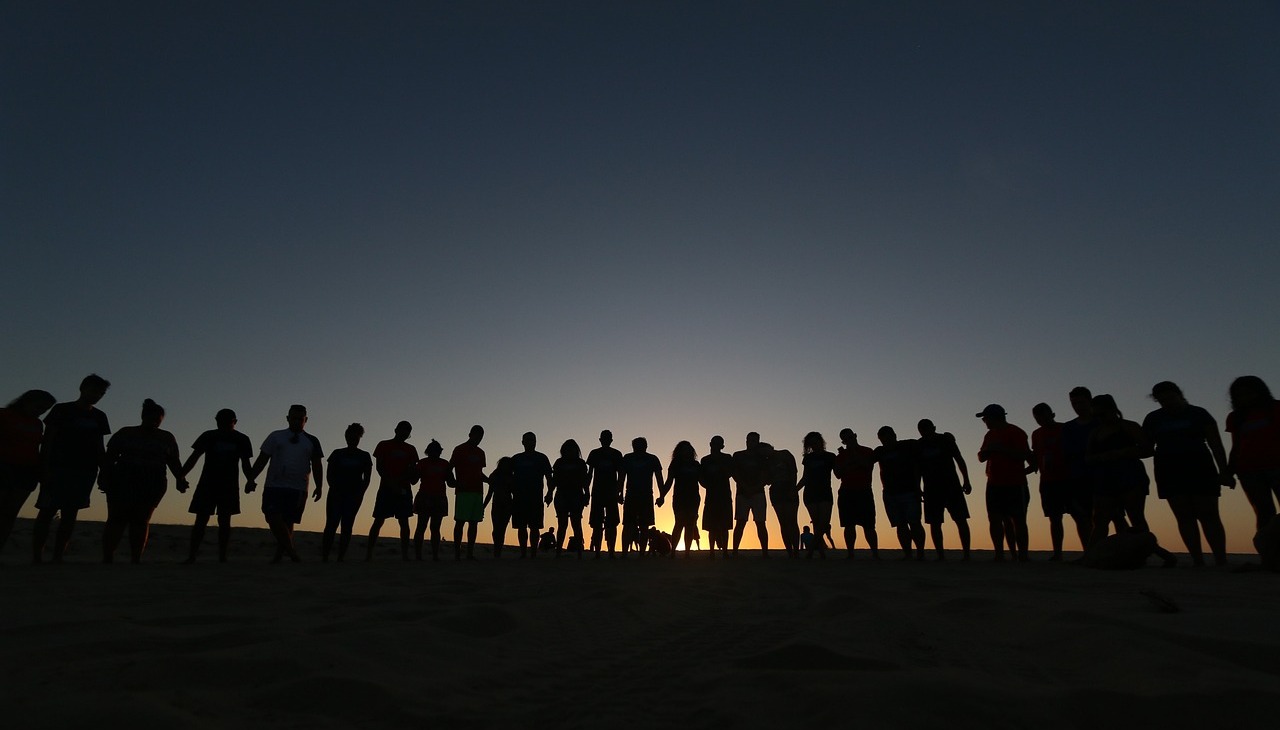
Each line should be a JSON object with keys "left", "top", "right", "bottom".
{"left": 3, "top": 1, "right": 1277, "bottom": 553}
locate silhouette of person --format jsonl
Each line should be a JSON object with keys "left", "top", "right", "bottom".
{"left": 658, "top": 440, "right": 700, "bottom": 556}
{"left": 1030, "top": 403, "right": 1086, "bottom": 560}
{"left": 1085, "top": 395, "right": 1152, "bottom": 549}
{"left": 101, "top": 399, "right": 185, "bottom": 563}
{"left": 449, "top": 425, "right": 488, "bottom": 560}
{"left": 367, "top": 421, "right": 418, "bottom": 562}
{"left": 699, "top": 436, "right": 734, "bottom": 558}
{"left": 586, "top": 430, "right": 623, "bottom": 557}
{"left": 510, "top": 432, "right": 553, "bottom": 559}
{"left": 247, "top": 404, "right": 324, "bottom": 563}
{"left": 1080, "top": 529, "right": 1177, "bottom": 570}
{"left": 762, "top": 442, "right": 802, "bottom": 557}
{"left": 797, "top": 431, "right": 835, "bottom": 559}
{"left": 916, "top": 419, "right": 973, "bottom": 560}
{"left": 731, "top": 432, "right": 771, "bottom": 557}
{"left": 538, "top": 527, "right": 557, "bottom": 552}
{"left": 834, "top": 429, "right": 878, "bottom": 559}
{"left": 1142, "top": 382, "right": 1232, "bottom": 567}
{"left": 483, "top": 456, "right": 513, "bottom": 558}
{"left": 1061, "top": 387, "right": 1099, "bottom": 544}
{"left": 322, "top": 423, "right": 372, "bottom": 562}
{"left": 33, "top": 374, "right": 111, "bottom": 563}
{"left": 1225, "top": 376, "right": 1280, "bottom": 538}
{"left": 180, "top": 408, "right": 253, "bottom": 563}
{"left": 411, "top": 439, "right": 454, "bottom": 561}
{"left": 647, "top": 526, "right": 674, "bottom": 556}
{"left": 874, "top": 426, "right": 925, "bottom": 560}
{"left": 550, "top": 439, "right": 589, "bottom": 557}
{"left": 0, "top": 390, "right": 55, "bottom": 554}
{"left": 977, "top": 405, "right": 1033, "bottom": 561}
{"left": 799, "top": 525, "right": 814, "bottom": 553}
{"left": 619, "top": 436, "right": 663, "bottom": 555}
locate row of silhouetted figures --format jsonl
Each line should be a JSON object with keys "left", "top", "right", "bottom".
{"left": 2, "top": 374, "right": 1278, "bottom": 570}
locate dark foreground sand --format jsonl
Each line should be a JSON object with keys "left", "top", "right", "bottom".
{"left": 3, "top": 520, "right": 1278, "bottom": 729}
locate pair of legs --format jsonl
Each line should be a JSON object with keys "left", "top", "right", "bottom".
{"left": 705, "top": 528, "right": 729, "bottom": 557}
{"left": 103, "top": 504, "right": 159, "bottom": 564}
{"left": 896, "top": 520, "right": 926, "bottom": 560}
{"left": 1046, "top": 511, "right": 1090, "bottom": 560}
{"left": 453, "top": 520, "right": 478, "bottom": 559}
{"left": 515, "top": 523, "right": 541, "bottom": 557}
{"left": 843, "top": 524, "right": 879, "bottom": 558}
{"left": 732, "top": 496, "right": 769, "bottom": 555}
{"left": 33, "top": 507, "right": 81, "bottom": 563}
{"left": 322, "top": 511, "right": 358, "bottom": 561}
{"left": 927, "top": 519, "right": 968, "bottom": 560}
{"left": 989, "top": 513, "right": 1028, "bottom": 561}
{"left": 1167, "top": 495, "right": 1227, "bottom": 566}
{"left": 590, "top": 521, "right": 617, "bottom": 557}
{"left": 267, "top": 517, "right": 301, "bottom": 563}
{"left": 186, "top": 513, "right": 232, "bottom": 563}
{"left": 771, "top": 500, "right": 800, "bottom": 556}
{"left": 1240, "top": 470, "right": 1280, "bottom": 533}
{"left": 621, "top": 524, "right": 650, "bottom": 554}
{"left": 366, "top": 516, "right": 410, "bottom": 561}
{"left": 0, "top": 485, "right": 34, "bottom": 554}
{"left": 1088, "top": 491, "right": 1143, "bottom": 548}
{"left": 556, "top": 513, "right": 584, "bottom": 555}
{"left": 414, "top": 514, "right": 445, "bottom": 560}
{"left": 805, "top": 501, "right": 832, "bottom": 558}
{"left": 669, "top": 515, "right": 697, "bottom": 555}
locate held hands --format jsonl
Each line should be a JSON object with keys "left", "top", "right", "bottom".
{"left": 1220, "top": 471, "right": 1236, "bottom": 489}
{"left": 177, "top": 478, "right": 190, "bottom": 494}
{"left": 962, "top": 481, "right": 972, "bottom": 495}
{"left": 245, "top": 480, "right": 257, "bottom": 494}
{"left": 656, "top": 495, "right": 665, "bottom": 507}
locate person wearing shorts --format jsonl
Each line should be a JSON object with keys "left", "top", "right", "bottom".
{"left": 550, "top": 439, "right": 589, "bottom": 556}
{"left": 1226, "top": 376, "right": 1280, "bottom": 540}
{"left": 450, "top": 425, "right": 488, "bottom": 560}
{"left": 586, "top": 430, "right": 623, "bottom": 556}
{"left": 835, "top": 429, "right": 878, "bottom": 559}
{"left": 180, "top": 408, "right": 253, "bottom": 563}
{"left": 1061, "top": 387, "right": 1099, "bottom": 540}
{"left": 916, "top": 419, "right": 973, "bottom": 561}
{"left": 763, "top": 443, "right": 801, "bottom": 557}
{"left": 33, "top": 374, "right": 111, "bottom": 563}
{"left": 367, "top": 421, "right": 418, "bottom": 562}
{"left": 411, "top": 439, "right": 453, "bottom": 561}
{"left": 248, "top": 404, "right": 324, "bottom": 563}
{"left": 731, "top": 432, "right": 770, "bottom": 557}
{"left": 700, "top": 436, "right": 734, "bottom": 557}
{"left": 619, "top": 437, "right": 663, "bottom": 555}
{"left": 1031, "top": 403, "right": 1086, "bottom": 560}
{"left": 100, "top": 398, "right": 185, "bottom": 564}
{"left": 323, "top": 423, "right": 372, "bottom": 562}
{"left": 874, "top": 426, "right": 925, "bottom": 560}
{"left": 510, "top": 432, "right": 553, "bottom": 558}
{"left": 977, "top": 404, "right": 1033, "bottom": 562}
{"left": 484, "top": 456, "right": 514, "bottom": 557}
{"left": 0, "top": 390, "right": 55, "bottom": 555}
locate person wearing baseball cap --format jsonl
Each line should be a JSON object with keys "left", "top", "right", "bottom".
{"left": 977, "top": 404, "right": 1033, "bottom": 561}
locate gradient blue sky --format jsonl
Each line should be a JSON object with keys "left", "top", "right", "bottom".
{"left": 4, "top": 1, "right": 1277, "bottom": 551}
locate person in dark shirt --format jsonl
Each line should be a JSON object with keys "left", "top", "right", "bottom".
{"left": 916, "top": 419, "right": 972, "bottom": 561}
{"left": 797, "top": 431, "right": 835, "bottom": 558}
{"left": 834, "top": 429, "right": 878, "bottom": 559}
{"left": 586, "top": 430, "right": 623, "bottom": 558}
{"left": 658, "top": 440, "right": 700, "bottom": 556}
{"left": 762, "top": 442, "right": 801, "bottom": 557}
{"left": 1142, "top": 381, "right": 1232, "bottom": 566}
{"left": 0, "top": 389, "right": 55, "bottom": 554}
{"left": 1085, "top": 395, "right": 1151, "bottom": 550}
{"left": 33, "top": 374, "right": 111, "bottom": 563}
{"left": 731, "top": 432, "right": 771, "bottom": 557}
{"left": 484, "top": 456, "right": 514, "bottom": 558}
{"left": 550, "top": 439, "right": 589, "bottom": 557}
{"left": 700, "top": 436, "right": 734, "bottom": 558}
{"left": 619, "top": 437, "right": 663, "bottom": 555}
{"left": 1061, "top": 387, "right": 1100, "bottom": 543}
{"left": 510, "top": 432, "right": 553, "bottom": 559}
{"left": 367, "top": 421, "right": 418, "bottom": 562}
{"left": 874, "top": 426, "right": 925, "bottom": 560}
{"left": 411, "top": 440, "right": 454, "bottom": 561}
{"left": 100, "top": 399, "right": 185, "bottom": 563}
{"left": 180, "top": 408, "right": 253, "bottom": 563}
{"left": 322, "top": 423, "right": 372, "bottom": 562}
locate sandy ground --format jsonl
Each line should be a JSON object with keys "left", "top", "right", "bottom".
{"left": 2, "top": 519, "right": 1278, "bottom": 729}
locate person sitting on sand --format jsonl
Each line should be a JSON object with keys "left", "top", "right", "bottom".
{"left": 619, "top": 437, "right": 663, "bottom": 556}
{"left": 322, "top": 424, "right": 372, "bottom": 562}
{"left": 976, "top": 405, "right": 1033, "bottom": 562}
{"left": 538, "top": 527, "right": 556, "bottom": 552}
{"left": 248, "top": 404, "right": 324, "bottom": 563}
{"left": 101, "top": 399, "right": 186, "bottom": 564}
{"left": 449, "top": 425, "right": 488, "bottom": 561}
{"left": 368, "top": 421, "right": 418, "bottom": 562}
{"left": 586, "top": 430, "right": 624, "bottom": 557}
{"left": 648, "top": 527, "right": 674, "bottom": 556}
{"left": 33, "top": 374, "right": 111, "bottom": 564}
{"left": 411, "top": 440, "right": 454, "bottom": 561}
{"left": 180, "top": 408, "right": 254, "bottom": 564}
{"left": 1079, "top": 528, "right": 1177, "bottom": 570}
{"left": 799, "top": 525, "right": 814, "bottom": 553}
{"left": 0, "top": 389, "right": 55, "bottom": 554}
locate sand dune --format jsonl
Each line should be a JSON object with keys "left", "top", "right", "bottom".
{"left": 2, "top": 520, "right": 1278, "bottom": 729}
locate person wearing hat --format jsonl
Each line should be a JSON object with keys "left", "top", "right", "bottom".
{"left": 976, "top": 404, "right": 1033, "bottom": 561}
{"left": 180, "top": 408, "right": 254, "bottom": 563}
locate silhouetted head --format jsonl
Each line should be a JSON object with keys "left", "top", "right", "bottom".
{"left": 672, "top": 440, "right": 696, "bottom": 463}
{"left": 1091, "top": 394, "right": 1121, "bottom": 421}
{"left": 802, "top": 525, "right": 811, "bottom": 534}
{"left": 78, "top": 374, "right": 110, "bottom": 405}
{"left": 468, "top": 425, "right": 484, "bottom": 445}
{"left": 710, "top": 435, "right": 725, "bottom": 452}
{"left": 976, "top": 404, "right": 1007, "bottom": 427}
{"left": 1068, "top": 387, "right": 1094, "bottom": 419}
{"left": 917, "top": 419, "right": 936, "bottom": 437}
{"left": 632, "top": 436, "right": 648, "bottom": 453}
{"left": 286, "top": 405, "right": 307, "bottom": 432}
{"left": 838, "top": 428, "right": 855, "bottom": 446}
{"left": 215, "top": 408, "right": 237, "bottom": 429}
{"left": 426, "top": 439, "right": 443, "bottom": 458}
{"left": 876, "top": 426, "right": 896, "bottom": 445}
{"left": 599, "top": 429, "right": 613, "bottom": 446}
{"left": 6, "top": 390, "right": 56, "bottom": 418}
{"left": 1032, "top": 402, "right": 1055, "bottom": 427}
{"left": 1230, "top": 375, "right": 1275, "bottom": 412}
{"left": 758, "top": 441, "right": 775, "bottom": 456}
{"left": 560, "top": 439, "right": 580, "bottom": 460}
{"left": 345, "top": 423, "right": 364, "bottom": 447}
{"left": 141, "top": 398, "right": 165, "bottom": 427}
{"left": 522, "top": 432, "right": 537, "bottom": 451}
{"left": 803, "top": 431, "right": 825, "bottom": 454}
{"left": 395, "top": 421, "right": 412, "bottom": 440}
{"left": 1150, "top": 381, "right": 1187, "bottom": 409}
{"left": 746, "top": 432, "right": 760, "bottom": 449}
{"left": 494, "top": 456, "right": 512, "bottom": 475}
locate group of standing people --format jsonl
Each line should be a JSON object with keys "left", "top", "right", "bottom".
{"left": 2, "top": 374, "right": 1278, "bottom": 567}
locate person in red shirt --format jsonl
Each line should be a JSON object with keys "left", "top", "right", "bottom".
{"left": 977, "top": 404, "right": 1033, "bottom": 562}
{"left": 0, "top": 390, "right": 56, "bottom": 554}
{"left": 367, "top": 421, "right": 418, "bottom": 562}
{"left": 411, "top": 439, "right": 454, "bottom": 561}
{"left": 450, "top": 425, "right": 488, "bottom": 560}
{"left": 834, "top": 428, "right": 878, "bottom": 559}
{"left": 1226, "top": 376, "right": 1280, "bottom": 536}
{"left": 1030, "top": 402, "right": 1087, "bottom": 560}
